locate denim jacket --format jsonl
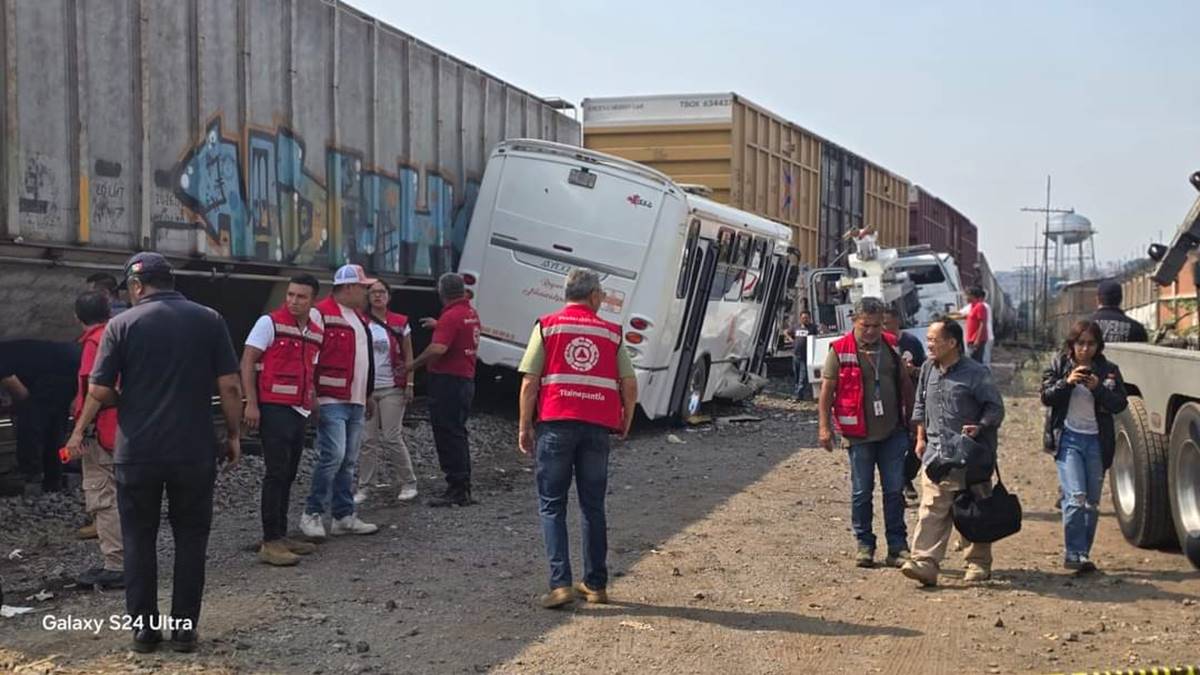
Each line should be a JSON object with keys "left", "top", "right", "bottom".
{"left": 1040, "top": 353, "right": 1128, "bottom": 469}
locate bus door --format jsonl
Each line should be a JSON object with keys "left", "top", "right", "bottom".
{"left": 666, "top": 227, "right": 724, "bottom": 420}
{"left": 749, "top": 250, "right": 792, "bottom": 374}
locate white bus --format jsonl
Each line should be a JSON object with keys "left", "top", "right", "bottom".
{"left": 457, "top": 139, "right": 796, "bottom": 421}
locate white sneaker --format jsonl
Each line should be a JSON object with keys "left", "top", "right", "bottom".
{"left": 353, "top": 489, "right": 368, "bottom": 505}
{"left": 299, "top": 513, "right": 326, "bottom": 539}
{"left": 397, "top": 485, "right": 419, "bottom": 502}
{"left": 331, "top": 514, "right": 378, "bottom": 536}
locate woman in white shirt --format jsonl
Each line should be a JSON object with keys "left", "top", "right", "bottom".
{"left": 355, "top": 280, "right": 418, "bottom": 503}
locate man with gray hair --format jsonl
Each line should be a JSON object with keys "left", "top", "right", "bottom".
{"left": 412, "top": 273, "right": 481, "bottom": 507}
{"left": 517, "top": 268, "right": 638, "bottom": 608}
{"left": 818, "top": 297, "right": 914, "bottom": 569}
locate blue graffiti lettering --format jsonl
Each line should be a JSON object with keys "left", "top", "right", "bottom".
{"left": 167, "top": 119, "right": 478, "bottom": 277}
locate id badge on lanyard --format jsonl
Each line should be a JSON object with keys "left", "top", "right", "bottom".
{"left": 870, "top": 352, "right": 884, "bottom": 417}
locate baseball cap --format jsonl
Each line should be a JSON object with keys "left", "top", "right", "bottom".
{"left": 118, "top": 252, "right": 174, "bottom": 289}
{"left": 332, "top": 263, "right": 378, "bottom": 286}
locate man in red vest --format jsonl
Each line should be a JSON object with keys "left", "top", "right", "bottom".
{"left": 63, "top": 290, "right": 124, "bottom": 589}
{"left": 241, "top": 274, "right": 324, "bottom": 566}
{"left": 301, "top": 264, "right": 379, "bottom": 538}
{"left": 817, "top": 297, "right": 914, "bottom": 569}
{"left": 516, "top": 269, "right": 638, "bottom": 609}
{"left": 411, "top": 273, "right": 482, "bottom": 507}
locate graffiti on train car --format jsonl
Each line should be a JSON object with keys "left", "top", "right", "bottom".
{"left": 162, "top": 117, "right": 480, "bottom": 278}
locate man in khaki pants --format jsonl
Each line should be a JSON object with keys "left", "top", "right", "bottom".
{"left": 902, "top": 318, "right": 1005, "bottom": 587}
{"left": 64, "top": 291, "right": 124, "bottom": 588}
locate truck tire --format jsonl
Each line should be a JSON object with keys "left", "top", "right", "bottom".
{"left": 1110, "top": 396, "right": 1175, "bottom": 548}
{"left": 1167, "top": 402, "right": 1200, "bottom": 568}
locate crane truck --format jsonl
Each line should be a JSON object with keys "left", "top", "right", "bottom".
{"left": 1104, "top": 171, "right": 1200, "bottom": 569}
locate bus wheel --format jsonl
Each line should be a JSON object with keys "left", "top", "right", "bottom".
{"left": 1168, "top": 402, "right": 1200, "bottom": 568}
{"left": 678, "top": 357, "right": 709, "bottom": 424}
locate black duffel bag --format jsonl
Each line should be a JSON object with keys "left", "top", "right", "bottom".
{"left": 952, "top": 465, "right": 1022, "bottom": 544}
{"left": 925, "top": 432, "right": 994, "bottom": 485}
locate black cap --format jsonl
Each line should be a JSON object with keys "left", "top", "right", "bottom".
{"left": 1097, "top": 279, "right": 1122, "bottom": 307}
{"left": 118, "top": 252, "right": 174, "bottom": 289}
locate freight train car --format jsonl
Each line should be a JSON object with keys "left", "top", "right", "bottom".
{"left": 908, "top": 185, "right": 980, "bottom": 288}
{"left": 0, "top": 0, "right": 579, "bottom": 345}
{"left": 581, "top": 93, "right": 910, "bottom": 270}
{"left": 977, "top": 252, "right": 1016, "bottom": 339}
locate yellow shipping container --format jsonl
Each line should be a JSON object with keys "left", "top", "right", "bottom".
{"left": 583, "top": 93, "right": 820, "bottom": 267}
{"left": 865, "top": 163, "right": 911, "bottom": 249}
{"left": 582, "top": 93, "right": 907, "bottom": 269}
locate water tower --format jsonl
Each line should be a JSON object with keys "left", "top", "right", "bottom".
{"left": 1047, "top": 212, "right": 1097, "bottom": 281}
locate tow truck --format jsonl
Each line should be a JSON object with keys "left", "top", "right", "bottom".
{"left": 1104, "top": 171, "right": 1200, "bottom": 569}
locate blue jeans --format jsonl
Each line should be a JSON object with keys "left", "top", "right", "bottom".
{"left": 1056, "top": 428, "right": 1104, "bottom": 559}
{"left": 792, "top": 355, "right": 812, "bottom": 399}
{"left": 535, "top": 421, "right": 611, "bottom": 590}
{"left": 848, "top": 429, "right": 909, "bottom": 554}
{"left": 306, "top": 403, "right": 365, "bottom": 520}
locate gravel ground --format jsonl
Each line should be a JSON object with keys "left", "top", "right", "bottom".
{"left": 1, "top": 349, "right": 1197, "bottom": 674}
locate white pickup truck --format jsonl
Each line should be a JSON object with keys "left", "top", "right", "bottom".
{"left": 1104, "top": 171, "right": 1200, "bottom": 569}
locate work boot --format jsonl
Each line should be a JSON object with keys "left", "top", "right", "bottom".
{"left": 573, "top": 581, "right": 608, "bottom": 604}
{"left": 885, "top": 550, "right": 911, "bottom": 568}
{"left": 77, "top": 521, "right": 98, "bottom": 540}
{"left": 281, "top": 537, "right": 317, "bottom": 555}
{"left": 258, "top": 540, "right": 300, "bottom": 567}
{"left": 855, "top": 546, "right": 875, "bottom": 568}
{"left": 963, "top": 563, "right": 991, "bottom": 583}
{"left": 540, "top": 587, "right": 574, "bottom": 609}
{"left": 900, "top": 559, "right": 938, "bottom": 587}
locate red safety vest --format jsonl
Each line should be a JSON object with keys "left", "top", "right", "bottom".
{"left": 830, "top": 330, "right": 899, "bottom": 438}
{"left": 366, "top": 311, "right": 409, "bottom": 388}
{"left": 75, "top": 323, "right": 118, "bottom": 452}
{"left": 256, "top": 306, "right": 324, "bottom": 409}
{"left": 536, "top": 304, "right": 624, "bottom": 431}
{"left": 314, "top": 296, "right": 361, "bottom": 400}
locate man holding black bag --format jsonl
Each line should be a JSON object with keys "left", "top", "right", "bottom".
{"left": 901, "top": 319, "right": 1006, "bottom": 587}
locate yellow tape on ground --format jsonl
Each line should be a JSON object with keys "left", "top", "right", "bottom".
{"left": 1050, "top": 666, "right": 1198, "bottom": 675}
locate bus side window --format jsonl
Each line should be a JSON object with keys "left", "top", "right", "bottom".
{"left": 750, "top": 239, "right": 770, "bottom": 301}
{"left": 717, "top": 230, "right": 734, "bottom": 264}
{"left": 675, "top": 220, "right": 700, "bottom": 300}
{"left": 723, "top": 233, "right": 748, "bottom": 302}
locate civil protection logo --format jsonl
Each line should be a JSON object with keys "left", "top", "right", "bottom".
{"left": 564, "top": 337, "right": 600, "bottom": 372}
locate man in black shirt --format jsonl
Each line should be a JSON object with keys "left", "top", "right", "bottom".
{"left": 883, "top": 308, "right": 925, "bottom": 505}
{"left": 1091, "top": 279, "right": 1148, "bottom": 343}
{"left": 82, "top": 252, "right": 242, "bottom": 654}
{"left": 0, "top": 339, "right": 80, "bottom": 493}
{"left": 789, "top": 310, "right": 818, "bottom": 400}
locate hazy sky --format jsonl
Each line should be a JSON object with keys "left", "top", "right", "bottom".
{"left": 349, "top": 0, "right": 1198, "bottom": 271}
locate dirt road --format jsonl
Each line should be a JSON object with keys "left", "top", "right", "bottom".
{"left": 1, "top": 353, "right": 1197, "bottom": 674}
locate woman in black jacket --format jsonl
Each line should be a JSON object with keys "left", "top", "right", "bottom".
{"left": 1041, "top": 319, "right": 1128, "bottom": 572}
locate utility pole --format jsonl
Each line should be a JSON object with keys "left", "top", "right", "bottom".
{"left": 1016, "top": 244, "right": 1042, "bottom": 340}
{"left": 1020, "top": 175, "right": 1074, "bottom": 344}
